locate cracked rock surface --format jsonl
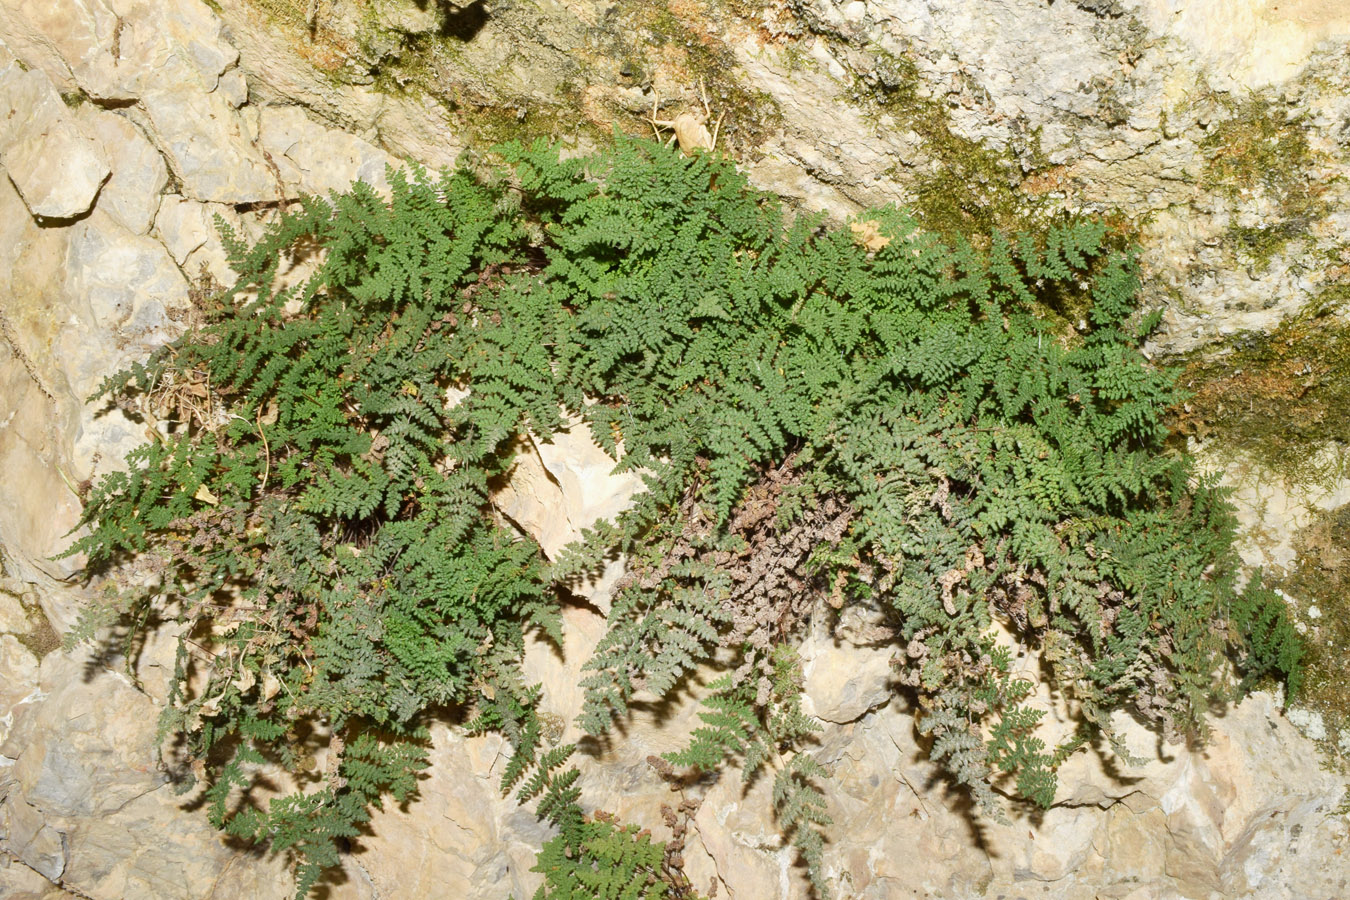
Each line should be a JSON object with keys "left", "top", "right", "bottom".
{"left": 2, "top": 0, "right": 1349, "bottom": 898}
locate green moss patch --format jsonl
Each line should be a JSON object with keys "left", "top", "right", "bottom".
{"left": 1170, "top": 289, "right": 1350, "bottom": 488}
{"left": 849, "top": 47, "right": 1063, "bottom": 246}
{"left": 1276, "top": 502, "right": 1350, "bottom": 768}
{"left": 1199, "top": 95, "right": 1332, "bottom": 273}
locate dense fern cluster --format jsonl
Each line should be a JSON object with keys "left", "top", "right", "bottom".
{"left": 67, "top": 136, "right": 1301, "bottom": 898}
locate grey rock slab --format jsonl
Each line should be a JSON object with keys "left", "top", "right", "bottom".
{"left": 0, "top": 63, "right": 111, "bottom": 220}
{"left": 0, "top": 351, "right": 84, "bottom": 597}
{"left": 0, "top": 173, "right": 75, "bottom": 400}
{"left": 0, "top": 650, "right": 297, "bottom": 900}
{"left": 2, "top": 653, "right": 165, "bottom": 820}
{"left": 0, "top": 855, "right": 67, "bottom": 900}
{"left": 58, "top": 789, "right": 295, "bottom": 900}
{"left": 0, "top": 797, "right": 66, "bottom": 883}
{"left": 0, "top": 182, "right": 85, "bottom": 595}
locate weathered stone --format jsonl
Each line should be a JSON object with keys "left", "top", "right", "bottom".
{"left": 3, "top": 657, "right": 164, "bottom": 820}
{"left": 63, "top": 211, "right": 187, "bottom": 394}
{"left": 352, "top": 726, "right": 549, "bottom": 900}
{"left": 105, "top": 0, "right": 238, "bottom": 91}
{"left": 0, "top": 63, "right": 111, "bottom": 220}
{"left": 0, "top": 635, "right": 39, "bottom": 744}
{"left": 0, "top": 591, "right": 30, "bottom": 635}
{"left": 694, "top": 771, "right": 805, "bottom": 899}
{"left": 371, "top": 0, "right": 442, "bottom": 35}
{"left": 495, "top": 420, "right": 647, "bottom": 610}
{"left": 0, "top": 0, "right": 236, "bottom": 99}
{"left": 0, "top": 0, "right": 127, "bottom": 99}
{"left": 78, "top": 108, "right": 168, "bottom": 235}
{"left": 139, "top": 84, "right": 279, "bottom": 204}
{"left": 0, "top": 855, "right": 66, "bottom": 900}
{"left": 152, "top": 194, "right": 214, "bottom": 266}
{"left": 0, "top": 797, "right": 66, "bottom": 883}
{"left": 1131, "top": 0, "right": 1350, "bottom": 89}
{"left": 0, "top": 349, "right": 84, "bottom": 595}
{"left": 799, "top": 626, "right": 895, "bottom": 724}
{"left": 0, "top": 340, "right": 85, "bottom": 604}
{"left": 210, "top": 0, "right": 467, "bottom": 172}
{"left": 153, "top": 194, "right": 256, "bottom": 287}
{"left": 0, "top": 174, "right": 73, "bottom": 400}
{"left": 1102, "top": 804, "right": 1170, "bottom": 882}
{"left": 258, "top": 104, "right": 398, "bottom": 198}
{"left": 0, "top": 650, "right": 297, "bottom": 900}
{"left": 216, "top": 68, "right": 249, "bottom": 108}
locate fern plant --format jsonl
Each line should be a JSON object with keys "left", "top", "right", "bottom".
{"left": 665, "top": 646, "right": 831, "bottom": 895}
{"left": 65, "top": 135, "right": 1302, "bottom": 898}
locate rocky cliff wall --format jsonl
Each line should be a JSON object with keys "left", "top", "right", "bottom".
{"left": 2, "top": 1, "right": 1349, "bottom": 898}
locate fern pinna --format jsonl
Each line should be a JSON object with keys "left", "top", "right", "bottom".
{"left": 67, "top": 136, "right": 1300, "bottom": 898}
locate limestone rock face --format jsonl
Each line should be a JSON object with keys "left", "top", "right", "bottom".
{"left": 2, "top": 0, "right": 1350, "bottom": 898}
{"left": 257, "top": 104, "right": 399, "bottom": 198}
{"left": 0, "top": 60, "right": 111, "bottom": 220}
{"left": 140, "top": 85, "right": 279, "bottom": 203}
{"left": 79, "top": 107, "right": 169, "bottom": 235}
{"left": 494, "top": 421, "right": 648, "bottom": 611}
{"left": 0, "top": 651, "right": 302, "bottom": 900}
{"left": 0, "top": 634, "right": 38, "bottom": 741}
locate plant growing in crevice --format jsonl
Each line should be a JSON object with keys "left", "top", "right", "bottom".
{"left": 66, "top": 136, "right": 1300, "bottom": 898}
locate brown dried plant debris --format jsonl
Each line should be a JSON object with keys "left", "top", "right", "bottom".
{"left": 625, "top": 453, "right": 855, "bottom": 657}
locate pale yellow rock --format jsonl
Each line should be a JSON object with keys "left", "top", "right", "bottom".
{"left": 0, "top": 0, "right": 127, "bottom": 99}
{"left": 153, "top": 195, "right": 254, "bottom": 287}
{"left": 1197, "top": 444, "right": 1350, "bottom": 571}
{"left": 78, "top": 107, "right": 168, "bottom": 235}
{"left": 354, "top": 725, "right": 546, "bottom": 900}
{"left": 0, "top": 855, "right": 66, "bottom": 900}
{"left": 153, "top": 194, "right": 215, "bottom": 266}
{"left": 0, "top": 344, "right": 85, "bottom": 601}
{"left": 64, "top": 210, "right": 188, "bottom": 396}
{"left": 799, "top": 628, "right": 895, "bottom": 724}
{"left": 216, "top": 68, "right": 249, "bottom": 108}
{"left": 0, "top": 589, "right": 31, "bottom": 636}
{"left": 372, "top": 0, "right": 442, "bottom": 35}
{"left": 1132, "top": 0, "right": 1350, "bottom": 88}
{"left": 1, "top": 650, "right": 297, "bottom": 900}
{"left": 208, "top": 0, "right": 466, "bottom": 171}
{"left": 258, "top": 104, "right": 398, "bottom": 198}
{"left": 694, "top": 772, "right": 804, "bottom": 899}
{"left": 0, "top": 635, "right": 39, "bottom": 744}
{"left": 0, "top": 797, "right": 65, "bottom": 882}
{"left": 0, "top": 0, "right": 235, "bottom": 99}
{"left": 139, "top": 83, "right": 279, "bottom": 204}
{"left": 494, "top": 418, "right": 647, "bottom": 610}
{"left": 0, "top": 64, "right": 110, "bottom": 220}
{"left": 1102, "top": 805, "right": 1170, "bottom": 881}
